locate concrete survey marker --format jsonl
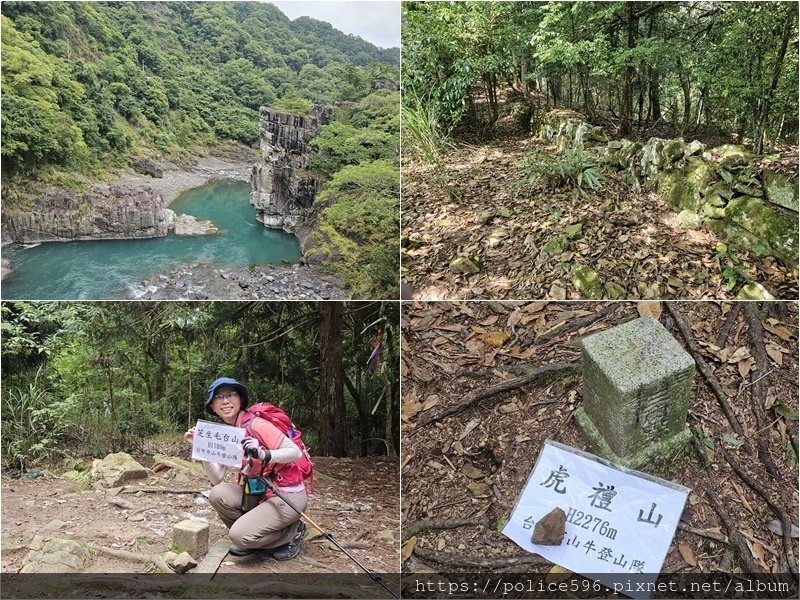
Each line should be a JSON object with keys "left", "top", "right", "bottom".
{"left": 576, "top": 316, "right": 695, "bottom": 468}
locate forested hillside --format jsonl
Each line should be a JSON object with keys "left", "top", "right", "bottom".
{"left": 402, "top": 1, "right": 798, "bottom": 301}
{"left": 1, "top": 1, "right": 400, "bottom": 176}
{"left": 1, "top": 301, "right": 400, "bottom": 468}
{"left": 404, "top": 1, "right": 797, "bottom": 149}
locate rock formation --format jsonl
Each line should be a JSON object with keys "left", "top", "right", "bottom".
{"left": 536, "top": 109, "right": 799, "bottom": 267}
{"left": 250, "top": 105, "right": 332, "bottom": 233}
{"left": 2, "top": 184, "right": 169, "bottom": 243}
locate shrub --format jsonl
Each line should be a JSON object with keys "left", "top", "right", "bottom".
{"left": 518, "top": 147, "right": 603, "bottom": 191}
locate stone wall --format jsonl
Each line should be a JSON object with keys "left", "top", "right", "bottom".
{"left": 2, "top": 185, "right": 169, "bottom": 243}
{"left": 250, "top": 105, "right": 332, "bottom": 232}
{"left": 538, "top": 111, "right": 799, "bottom": 266}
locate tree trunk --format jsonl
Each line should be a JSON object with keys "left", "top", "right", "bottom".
{"left": 647, "top": 66, "right": 661, "bottom": 122}
{"left": 620, "top": 2, "right": 638, "bottom": 135}
{"left": 318, "top": 302, "right": 346, "bottom": 456}
{"left": 753, "top": 2, "right": 794, "bottom": 155}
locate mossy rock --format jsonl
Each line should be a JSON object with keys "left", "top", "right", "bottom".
{"left": 763, "top": 171, "right": 799, "bottom": 212}
{"left": 450, "top": 256, "right": 481, "bottom": 274}
{"left": 685, "top": 158, "right": 714, "bottom": 190}
{"left": 715, "top": 144, "right": 753, "bottom": 168}
{"left": 677, "top": 209, "right": 702, "bottom": 229}
{"left": 736, "top": 282, "right": 776, "bottom": 301}
{"left": 571, "top": 264, "right": 603, "bottom": 299}
{"left": 604, "top": 281, "right": 627, "bottom": 299}
{"left": 542, "top": 234, "right": 569, "bottom": 255}
{"left": 662, "top": 139, "right": 686, "bottom": 164}
{"left": 701, "top": 203, "right": 726, "bottom": 219}
{"left": 655, "top": 171, "right": 694, "bottom": 211}
{"left": 725, "top": 197, "right": 799, "bottom": 265}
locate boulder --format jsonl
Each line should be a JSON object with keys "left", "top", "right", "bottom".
{"left": 131, "top": 157, "right": 163, "bottom": 178}
{"left": 91, "top": 452, "right": 149, "bottom": 488}
{"left": 684, "top": 140, "right": 705, "bottom": 157}
{"left": 763, "top": 171, "right": 799, "bottom": 212}
{"left": 662, "top": 139, "right": 686, "bottom": 164}
{"left": 715, "top": 144, "right": 752, "bottom": 168}
{"left": 22, "top": 525, "right": 90, "bottom": 573}
{"left": 571, "top": 264, "right": 603, "bottom": 299}
{"left": 172, "top": 214, "right": 219, "bottom": 236}
{"left": 701, "top": 203, "right": 726, "bottom": 219}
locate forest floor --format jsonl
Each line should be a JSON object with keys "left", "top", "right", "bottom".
{"left": 1, "top": 451, "right": 399, "bottom": 597}
{"left": 401, "top": 105, "right": 798, "bottom": 301}
{"left": 400, "top": 301, "right": 798, "bottom": 596}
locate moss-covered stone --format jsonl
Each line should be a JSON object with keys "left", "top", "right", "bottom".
{"left": 563, "top": 223, "right": 583, "bottom": 239}
{"left": 571, "top": 264, "right": 603, "bottom": 299}
{"left": 604, "top": 281, "right": 627, "bottom": 299}
{"left": 736, "top": 282, "right": 776, "bottom": 301}
{"left": 763, "top": 171, "right": 799, "bottom": 212}
{"left": 662, "top": 139, "right": 686, "bottom": 164}
{"left": 578, "top": 316, "right": 695, "bottom": 467}
{"left": 542, "top": 234, "right": 569, "bottom": 255}
{"left": 685, "top": 158, "right": 714, "bottom": 190}
{"left": 701, "top": 203, "right": 726, "bottom": 219}
{"left": 450, "top": 256, "right": 481, "bottom": 274}
{"left": 677, "top": 209, "right": 702, "bottom": 229}
{"left": 716, "top": 144, "right": 752, "bottom": 168}
{"left": 725, "top": 197, "right": 799, "bottom": 265}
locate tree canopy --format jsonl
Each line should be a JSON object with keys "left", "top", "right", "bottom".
{"left": 403, "top": 1, "right": 798, "bottom": 150}
{"left": 1, "top": 301, "right": 400, "bottom": 469}
{"left": 1, "top": 1, "right": 400, "bottom": 175}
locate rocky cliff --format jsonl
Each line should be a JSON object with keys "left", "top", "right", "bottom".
{"left": 2, "top": 185, "right": 169, "bottom": 244}
{"left": 250, "top": 105, "right": 332, "bottom": 233}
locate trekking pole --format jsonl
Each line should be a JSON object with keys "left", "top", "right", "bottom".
{"left": 263, "top": 479, "right": 399, "bottom": 599}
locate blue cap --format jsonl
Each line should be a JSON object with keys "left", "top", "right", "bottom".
{"left": 205, "top": 377, "right": 249, "bottom": 414}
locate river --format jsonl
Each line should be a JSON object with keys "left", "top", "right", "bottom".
{"left": 1, "top": 181, "right": 302, "bottom": 300}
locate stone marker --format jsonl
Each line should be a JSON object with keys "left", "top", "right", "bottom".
{"left": 532, "top": 507, "right": 566, "bottom": 545}
{"left": 173, "top": 519, "right": 209, "bottom": 558}
{"left": 576, "top": 316, "right": 694, "bottom": 468}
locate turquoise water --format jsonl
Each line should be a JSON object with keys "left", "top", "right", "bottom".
{"left": 1, "top": 181, "right": 301, "bottom": 299}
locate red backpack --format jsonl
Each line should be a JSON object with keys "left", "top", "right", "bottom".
{"left": 240, "top": 402, "right": 314, "bottom": 493}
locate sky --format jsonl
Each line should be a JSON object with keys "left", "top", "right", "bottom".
{"left": 269, "top": 1, "right": 400, "bottom": 49}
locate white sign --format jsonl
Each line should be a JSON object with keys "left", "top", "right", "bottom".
{"left": 503, "top": 440, "right": 689, "bottom": 599}
{"left": 191, "top": 419, "right": 246, "bottom": 468}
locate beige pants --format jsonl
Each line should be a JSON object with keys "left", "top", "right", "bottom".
{"left": 209, "top": 483, "right": 308, "bottom": 550}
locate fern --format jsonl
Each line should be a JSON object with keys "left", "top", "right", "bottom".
{"left": 517, "top": 147, "right": 603, "bottom": 191}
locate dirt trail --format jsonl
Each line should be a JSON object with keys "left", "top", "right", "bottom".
{"left": 2, "top": 456, "right": 399, "bottom": 581}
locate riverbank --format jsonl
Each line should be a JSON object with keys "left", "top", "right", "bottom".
{"left": 131, "top": 261, "right": 347, "bottom": 300}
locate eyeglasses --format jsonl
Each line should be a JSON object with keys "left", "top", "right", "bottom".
{"left": 212, "top": 391, "right": 239, "bottom": 402}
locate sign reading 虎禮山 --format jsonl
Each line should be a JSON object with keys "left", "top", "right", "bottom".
{"left": 502, "top": 440, "right": 689, "bottom": 599}
{"left": 191, "top": 419, "right": 245, "bottom": 468}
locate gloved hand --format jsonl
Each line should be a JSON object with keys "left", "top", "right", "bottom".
{"left": 242, "top": 436, "right": 272, "bottom": 463}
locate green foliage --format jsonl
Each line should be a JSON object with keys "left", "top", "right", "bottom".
{"left": 314, "top": 161, "right": 400, "bottom": 298}
{"left": 1, "top": 301, "right": 400, "bottom": 464}
{"left": 1, "top": 368, "right": 72, "bottom": 470}
{"left": 401, "top": 92, "right": 453, "bottom": 169}
{"left": 715, "top": 247, "right": 751, "bottom": 291}
{"left": 1, "top": 2, "right": 399, "bottom": 178}
{"left": 518, "top": 147, "right": 603, "bottom": 192}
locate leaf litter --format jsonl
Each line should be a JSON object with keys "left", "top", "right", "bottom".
{"left": 401, "top": 300, "right": 798, "bottom": 579}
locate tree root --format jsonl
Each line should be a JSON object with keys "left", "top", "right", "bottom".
{"left": 413, "top": 547, "right": 548, "bottom": 568}
{"left": 715, "top": 303, "right": 741, "bottom": 348}
{"left": 411, "top": 361, "right": 579, "bottom": 433}
{"left": 743, "top": 303, "right": 780, "bottom": 479}
{"left": 689, "top": 429, "right": 761, "bottom": 573}
{"left": 402, "top": 519, "right": 474, "bottom": 543}
{"left": 90, "top": 544, "right": 174, "bottom": 573}
{"left": 723, "top": 449, "right": 798, "bottom": 578}
{"left": 531, "top": 302, "right": 618, "bottom": 347}
{"left": 665, "top": 303, "right": 749, "bottom": 451}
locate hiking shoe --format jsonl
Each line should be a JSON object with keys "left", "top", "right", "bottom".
{"left": 293, "top": 520, "right": 307, "bottom": 543}
{"left": 271, "top": 540, "right": 301, "bottom": 561}
{"left": 228, "top": 544, "right": 257, "bottom": 556}
{"left": 270, "top": 522, "right": 305, "bottom": 561}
